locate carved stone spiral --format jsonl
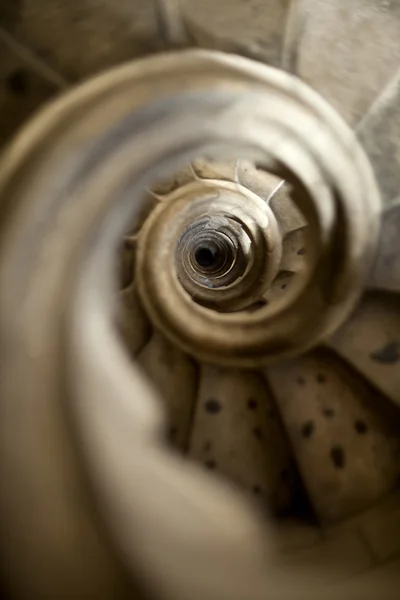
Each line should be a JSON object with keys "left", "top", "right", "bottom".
{"left": 0, "top": 28, "right": 400, "bottom": 600}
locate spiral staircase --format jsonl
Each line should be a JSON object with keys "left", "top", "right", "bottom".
{"left": 1, "top": 2, "right": 400, "bottom": 599}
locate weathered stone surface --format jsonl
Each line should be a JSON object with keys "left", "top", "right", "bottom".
{"left": 0, "top": 33, "right": 58, "bottom": 145}
{"left": 267, "top": 350, "right": 400, "bottom": 523}
{"left": 182, "top": 0, "right": 291, "bottom": 67}
{"left": 189, "top": 364, "right": 300, "bottom": 516}
{"left": 279, "top": 227, "right": 307, "bottom": 273}
{"left": 357, "top": 68, "right": 400, "bottom": 207}
{"left": 138, "top": 331, "right": 197, "bottom": 451}
{"left": 0, "top": 0, "right": 161, "bottom": 81}
{"left": 328, "top": 292, "right": 400, "bottom": 409}
{"left": 361, "top": 495, "right": 400, "bottom": 562}
{"left": 237, "top": 161, "right": 281, "bottom": 202}
{"left": 192, "top": 158, "right": 238, "bottom": 182}
{"left": 269, "top": 183, "right": 305, "bottom": 236}
{"left": 369, "top": 204, "right": 400, "bottom": 292}
{"left": 286, "top": 0, "right": 400, "bottom": 125}
{"left": 280, "top": 529, "right": 373, "bottom": 582}
{"left": 117, "top": 284, "right": 151, "bottom": 356}
{"left": 338, "top": 557, "right": 400, "bottom": 599}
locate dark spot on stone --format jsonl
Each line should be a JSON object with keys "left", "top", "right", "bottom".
{"left": 317, "top": 373, "right": 327, "bottom": 383}
{"left": 323, "top": 407, "right": 335, "bottom": 418}
{"left": 281, "top": 284, "right": 287, "bottom": 290}
{"left": 205, "top": 459, "right": 216, "bottom": 470}
{"left": 370, "top": 342, "right": 400, "bottom": 364}
{"left": 252, "top": 485, "right": 262, "bottom": 495}
{"left": 297, "top": 376, "right": 306, "bottom": 386}
{"left": 297, "top": 248, "right": 305, "bottom": 255}
{"left": 354, "top": 420, "right": 368, "bottom": 435}
{"left": 205, "top": 398, "right": 222, "bottom": 414}
{"left": 6, "top": 68, "right": 30, "bottom": 95}
{"left": 247, "top": 398, "right": 258, "bottom": 410}
{"left": 280, "top": 468, "right": 291, "bottom": 483}
{"left": 248, "top": 299, "right": 269, "bottom": 312}
{"left": 330, "top": 446, "right": 345, "bottom": 469}
{"left": 253, "top": 427, "right": 264, "bottom": 441}
{"left": 301, "top": 421, "right": 315, "bottom": 439}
